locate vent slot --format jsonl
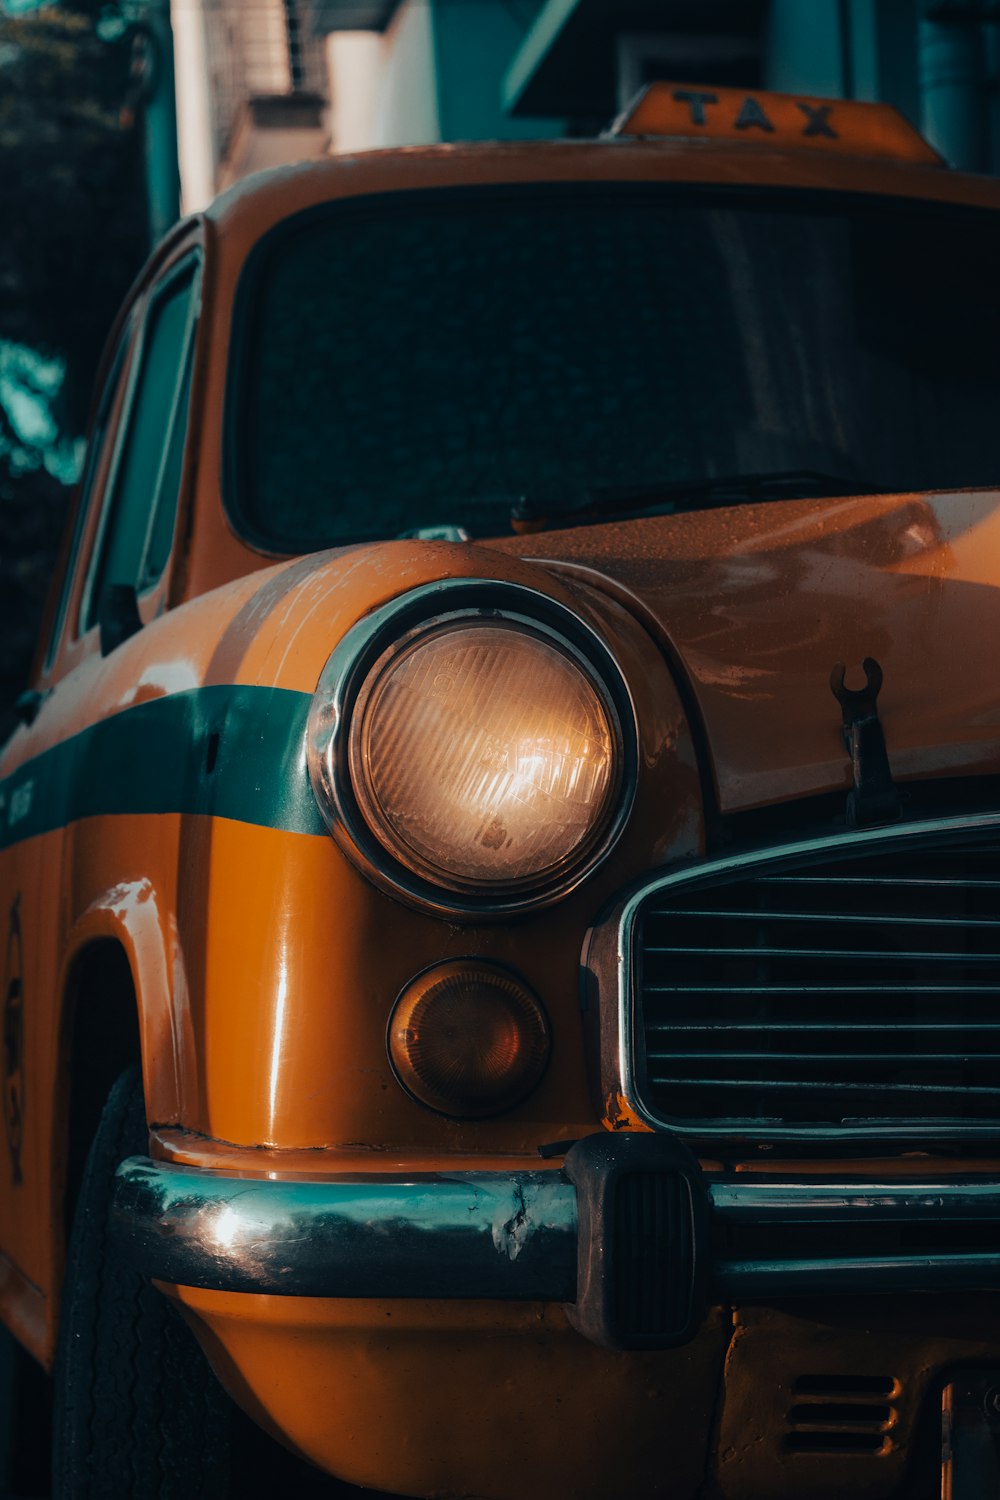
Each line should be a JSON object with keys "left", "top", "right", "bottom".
{"left": 795, "top": 1374, "right": 896, "bottom": 1397}
{"left": 787, "top": 1402, "right": 892, "bottom": 1426}
{"left": 783, "top": 1373, "right": 899, "bottom": 1456}
{"left": 633, "top": 840, "right": 1000, "bottom": 1134}
{"left": 785, "top": 1431, "right": 887, "bottom": 1454}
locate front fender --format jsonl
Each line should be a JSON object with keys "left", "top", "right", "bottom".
{"left": 60, "top": 877, "right": 190, "bottom": 1125}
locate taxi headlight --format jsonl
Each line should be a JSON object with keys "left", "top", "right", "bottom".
{"left": 307, "top": 582, "right": 636, "bottom": 913}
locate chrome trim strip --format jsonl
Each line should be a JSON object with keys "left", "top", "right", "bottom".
{"left": 306, "top": 577, "right": 640, "bottom": 919}
{"left": 711, "top": 1176, "right": 1000, "bottom": 1297}
{"left": 590, "top": 810, "right": 1000, "bottom": 1144}
{"left": 711, "top": 1178, "right": 1000, "bottom": 1221}
{"left": 715, "top": 1252, "right": 1000, "bottom": 1298}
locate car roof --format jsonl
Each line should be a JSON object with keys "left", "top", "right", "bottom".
{"left": 202, "top": 134, "right": 1000, "bottom": 248}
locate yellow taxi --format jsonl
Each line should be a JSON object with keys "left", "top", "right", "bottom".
{"left": 4, "top": 84, "right": 1000, "bottom": 1498}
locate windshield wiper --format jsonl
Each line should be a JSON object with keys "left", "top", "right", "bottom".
{"left": 510, "top": 469, "right": 886, "bottom": 531}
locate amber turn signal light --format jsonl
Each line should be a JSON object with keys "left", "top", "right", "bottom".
{"left": 388, "top": 961, "right": 550, "bottom": 1118}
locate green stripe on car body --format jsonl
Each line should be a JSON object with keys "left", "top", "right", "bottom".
{"left": 0, "top": 685, "right": 327, "bottom": 852}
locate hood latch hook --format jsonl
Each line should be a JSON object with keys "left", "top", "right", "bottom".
{"left": 830, "top": 657, "right": 901, "bottom": 829}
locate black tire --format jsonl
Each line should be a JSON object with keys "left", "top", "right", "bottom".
{"left": 52, "top": 1067, "right": 234, "bottom": 1499}
{"left": 52, "top": 1068, "right": 376, "bottom": 1500}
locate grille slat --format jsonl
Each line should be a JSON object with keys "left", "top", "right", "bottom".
{"left": 760, "top": 876, "right": 1000, "bottom": 887}
{"left": 645, "top": 946, "right": 1000, "bottom": 961}
{"left": 655, "top": 910, "right": 1000, "bottom": 927}
{"left": 646, "top": 1077, "right": 1000, "bottom": 1096}
{"left": 648, "top": 1051, "right": 1000, "bottom": 1063}
{"left": 644, "top": 984, "right": 1000, "bottom": 994}
{"left": 632, "top": 838, "right": 1000, "bottom": 1132}
{"left": 647, "top": 1021, "right": 1000, "bottom": 1032}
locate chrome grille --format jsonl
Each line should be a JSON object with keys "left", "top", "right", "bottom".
{"left": 632, "top": 833, "right": 1000, "bottom": 1136}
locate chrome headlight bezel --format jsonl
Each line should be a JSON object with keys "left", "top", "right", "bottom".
{"left": 306, "top": 579, "right": 638, "bottom": 917}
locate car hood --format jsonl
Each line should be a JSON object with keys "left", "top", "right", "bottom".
{"left": 483, "top": 489, "right": 1000, "bottom": 813}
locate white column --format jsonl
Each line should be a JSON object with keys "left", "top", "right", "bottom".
{"left": 326, "top": 30, "right": 385, "bottom": 153}
{"left": 171, "top": 0, "right": 216, "bottom": 213}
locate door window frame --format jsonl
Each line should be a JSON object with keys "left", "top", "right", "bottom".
{"left": 77, "top": 249, "right": 203, "bottom": 640}
{"left": 40, "top": 312, "right": 138, "bottom": 679}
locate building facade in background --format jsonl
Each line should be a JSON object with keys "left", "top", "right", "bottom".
{"left": 172, "top": 0, "right": 329, "bottom": 209}
{"left": 172, "top": 0, "right": 1000, "bottom": 213}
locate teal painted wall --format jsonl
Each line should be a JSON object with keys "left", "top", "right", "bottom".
{"left": 432, "top": 0, "right": 564, "bottom": 140}
{"left": 763, "top": 0, "right": 921, "bottom": 129}
{"left": 373, "top": 0, "right": 563, "bottom": 144}
{"left": 873, "top": 0, "right": 920, "bottom": 127}
{"left": 764, "top": 0, "right": 847, "bottom": 97}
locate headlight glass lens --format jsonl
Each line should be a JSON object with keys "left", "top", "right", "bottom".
{"left": 350, "top": 620, "right": 617, "bottom": 889}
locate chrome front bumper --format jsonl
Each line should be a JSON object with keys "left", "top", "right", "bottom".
{"left": 112, "top": 1133, "right": 1000, "bottom": 1350}
{"left": 113, "top": 1158, "right": 579, "bottom": 1300}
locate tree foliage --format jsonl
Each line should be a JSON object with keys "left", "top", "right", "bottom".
{"left": 0, "top": 5, "right": 147, "bottom": 431}
{"left": 0, "top": 3, "right": 147, "bottom": 736}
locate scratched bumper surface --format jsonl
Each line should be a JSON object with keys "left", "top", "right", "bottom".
{"left": 111, "top": 1157, "right": 579, "bottom": 1298}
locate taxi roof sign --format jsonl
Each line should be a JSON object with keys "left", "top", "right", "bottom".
{"left": 611, "top": 84, "right": 944, "bottom": 167}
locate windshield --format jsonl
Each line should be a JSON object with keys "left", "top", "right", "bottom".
{"left": 230, "top": 184, "right": 1000, "bottom": 551}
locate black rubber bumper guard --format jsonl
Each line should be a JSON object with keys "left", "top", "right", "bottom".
{"left": 112, "top": 1133, "right": 1000, "bottom": 1351}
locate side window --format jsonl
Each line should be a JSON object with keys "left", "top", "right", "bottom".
{"left": 83, "top": 257, "right": 201, "bottom": 632}
{"left": 43, "top": 322, "right": 134, "bottom": 673}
